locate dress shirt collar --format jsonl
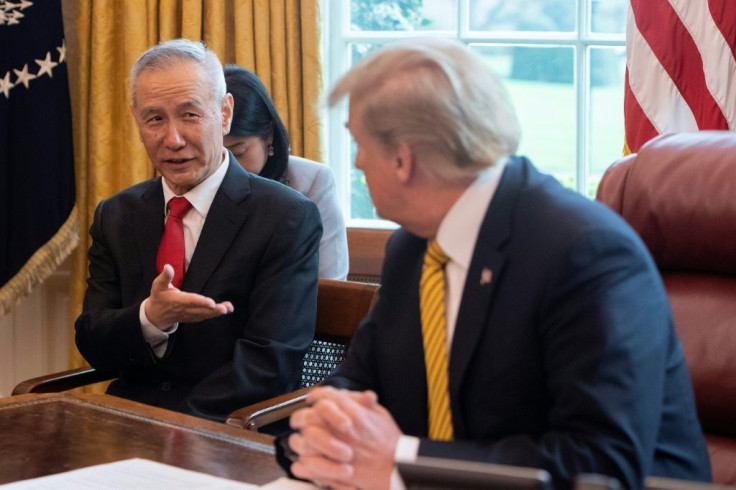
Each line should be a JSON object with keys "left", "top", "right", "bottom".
{"left": 436, "top": 156, "right": 507, "bottom": 269}
{"left": 161, "top": 150, "right": 229, "bottom": 218}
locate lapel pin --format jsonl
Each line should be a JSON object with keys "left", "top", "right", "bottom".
{"left": 480, "top": 268, "right": 493, "bottom": 286}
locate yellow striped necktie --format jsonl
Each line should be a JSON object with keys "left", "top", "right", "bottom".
{"left": 420, "top": 239, "right": 453, "bottom": 440}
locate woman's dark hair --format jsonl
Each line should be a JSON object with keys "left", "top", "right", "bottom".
{"left": 224, "top": 64, "right": 290, "bottom": 181}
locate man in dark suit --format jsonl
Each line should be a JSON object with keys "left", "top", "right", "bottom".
{"left": 74, "top": 39, "right": 321, "bottom": 422}
{"left": 281, "top": 39, "right": 711, "bottom": 489}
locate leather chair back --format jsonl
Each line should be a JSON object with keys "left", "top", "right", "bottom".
{"left": 596, "top": 131, "right": 736, "bottom": 485}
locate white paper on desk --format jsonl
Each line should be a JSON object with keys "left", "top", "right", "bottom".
{"left": 259, "top": 477, "right": 317, "bottom": 489}
{"left": 0, "top": 458, "right": 258, "bottom": 489}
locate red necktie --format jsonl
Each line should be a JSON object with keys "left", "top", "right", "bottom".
{"left": 156, "top": 197, "right": 192, "bottom": 288}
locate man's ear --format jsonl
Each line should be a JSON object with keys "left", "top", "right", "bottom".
{"left": 395, "top": 142, "right": 414, "bottom": 183}
{"left": 222, "top": 93, "right": 234, "bottom": 134}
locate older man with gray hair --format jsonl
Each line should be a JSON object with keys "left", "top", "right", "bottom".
{"left": 280, "top": 38, "right": 710, "bottom": 489}
{"left": 75, "top": 39, "right": 321, "bottom": 422}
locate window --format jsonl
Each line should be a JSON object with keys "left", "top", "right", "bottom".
{"left": 324, "top": 0, "right": 628, "bottom": 224}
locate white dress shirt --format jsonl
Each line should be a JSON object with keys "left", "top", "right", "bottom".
{"left": 139, "top": 151, "right": 229, "bottom": 356}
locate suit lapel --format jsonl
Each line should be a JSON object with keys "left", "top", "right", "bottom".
{"left": 448, "top": 158, "right": 524, "bottom": 435}
{"left": 135, "top": 180, "right": 166, "bottom": 284}
{"left": 182, "top": 156, "right": 251, "bottom": 294}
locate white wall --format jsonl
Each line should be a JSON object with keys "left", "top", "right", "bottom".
{"left": 0, "top": 259, "right": 71, "bottom": 397}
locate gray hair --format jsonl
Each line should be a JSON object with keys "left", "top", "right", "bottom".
{"left": 129, "top": 38, "right": 226, "bottom": 106}
{"left": 328, "top": 38, "right": 520, "bottom": 181}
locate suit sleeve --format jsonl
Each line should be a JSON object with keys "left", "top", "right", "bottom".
{"left": 187, "top": 198, "right": 322, "bottom": 421}
{"left": 74, "top": 199, "right": 157, "bottom": 370}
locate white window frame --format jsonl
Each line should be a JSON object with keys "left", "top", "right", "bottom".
{"left": 322, "top": 0, "right": 626, "bottom": 226}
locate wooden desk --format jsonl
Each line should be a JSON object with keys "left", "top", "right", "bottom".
{"left": 0, "top": 393, "right": 285, "bottom": 485}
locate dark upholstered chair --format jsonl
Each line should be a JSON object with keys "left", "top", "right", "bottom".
{"left": 226, "top": 278, "right": 379, "bottom": 431}
{"left": 596, "top": 131, "right": 736, "bottom": 486}
{"left": 298, "top": 279, "right": 379, "bottom": 388}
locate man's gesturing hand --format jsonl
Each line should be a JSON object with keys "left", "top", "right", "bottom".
{"left": 145, "top": 264, "right": 234, "bottom": 329}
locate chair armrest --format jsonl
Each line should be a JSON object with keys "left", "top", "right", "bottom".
{"left": 226, "top": 386, "right": 317, "bottom": 431}
{"left": 12, "top": 367, "right": 116, "bottom": 395}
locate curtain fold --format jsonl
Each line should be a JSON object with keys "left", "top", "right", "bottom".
{"left": 61, "top": 0, "right": 323, "bottom": 380}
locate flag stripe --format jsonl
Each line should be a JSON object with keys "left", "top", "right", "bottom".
{"left": 632, "top": 0, "right": 727, "bottom": 130}
{"left": 671, "top": 0, "right": 736, "bottom": 129}
{"left": 626, "top": 7, "right": 698, "bottom": 135}
{"left": 625, "top": 0, "right": 736, "bottom": 153}
{"left": 624, "top": 70, "right": 660, "bottom": 153}
{"left": 708, "top": 0, "right": 736, "bottom": 61}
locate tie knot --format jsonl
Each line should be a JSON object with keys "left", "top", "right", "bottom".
{"left": 425, "top": 240, "right": 448, "bottom": 268}
{"left": 167, "top": 197, "right": 191, "bottom": 220}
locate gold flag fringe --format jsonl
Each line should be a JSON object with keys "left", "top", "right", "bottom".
{"left": 0, "top": 205, "right": 79, "bottom": 318}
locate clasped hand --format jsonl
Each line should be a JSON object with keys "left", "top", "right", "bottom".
{"left": 288, "top": 386, "right": 402, "bottom": 490}
{"left": 144, "top": 264, "right": 234, "bottom": 329}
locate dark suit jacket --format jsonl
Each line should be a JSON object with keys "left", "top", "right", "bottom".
{"left": 326, "top": 157, "right": 711, "bottom": 488}
{"left": 75, "top": 154, "right": 322, "bottom": 422}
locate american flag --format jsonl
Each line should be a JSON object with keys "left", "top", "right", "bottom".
{"left": 624, "top": 0, "right": 736, "bottom": 154}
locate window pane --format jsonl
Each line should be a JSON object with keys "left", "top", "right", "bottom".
{"left": 348, "top": 43, "right": 382, "bottom": 219}
{"left": 472, "top": 45, "right": 576, "bottom": 187}
{"left": 589, "top": 46, "right": 626, "bottom": 197}
{"left": 350, "top": 42, "right": 382, "bottom": 66}
{"left": 469, "top": 0, "right": 575, "bottom": 32}
{"left": 350, "top": 140, "right": 380, "bottom": 220}
{"left": 590, "top": 0, "right": 627, "bottom": 34}
{"left": 350, "top": 0, "right": 457, "bottom": 32}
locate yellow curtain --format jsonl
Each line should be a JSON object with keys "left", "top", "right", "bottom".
{"left": 62, "top": 0, "right": 323, "bottom": 377}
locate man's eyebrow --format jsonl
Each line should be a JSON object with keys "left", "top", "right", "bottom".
{"left": 137, "top": 106, "right": 161, "bottom": 118}
{"left": 137, "top": 100, "right": 204, "bottom": 118}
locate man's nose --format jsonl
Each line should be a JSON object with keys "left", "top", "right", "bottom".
{"left": 164, "top": 123, "right": 186, "bottom": 149}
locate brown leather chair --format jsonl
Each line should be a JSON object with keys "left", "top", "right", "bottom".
{"left": 226, "top": 278, "right": 379, "bottom": 431}
{"left": 346, "top": 226, "right": 394, "bottom": 284}
{"left": 596, "top": 131, "right": 736, "bottom": 486}
{"left": 13, "top": 279, "right": 379, "bottom": 400}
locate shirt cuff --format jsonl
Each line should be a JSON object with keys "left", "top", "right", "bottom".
{"left": 394, "top": 435, "right": 420, "bottom": 463}
{"left": 390, "top": 436, "right": 419, "bottom": 490}
{"left": 139, "top": 299, "right": 178, "bottom": 357}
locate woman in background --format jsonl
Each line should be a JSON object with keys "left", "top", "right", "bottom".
{"left": 224, "top": 65, "right": 349, "bottom": 280}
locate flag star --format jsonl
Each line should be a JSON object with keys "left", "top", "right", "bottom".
{"left": 13, "top": 64, "right": 36, "bottom": 88}
{"left": 8, "top": 9, "right": 24, "bottom": 24}
{"left": 0, "top": 72, "right": 13, "bottom": 99}
{"left": 57, "top": 40, "right": 66, "bottom": 63}
{"left": 19, "top": 0, "right": 34, "bottom": 9}
{"left": 0, "top": 11, "right": 7, "bottom": 26}
{"left": 35, "top": 51, "right": 58, "bottom": 78}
